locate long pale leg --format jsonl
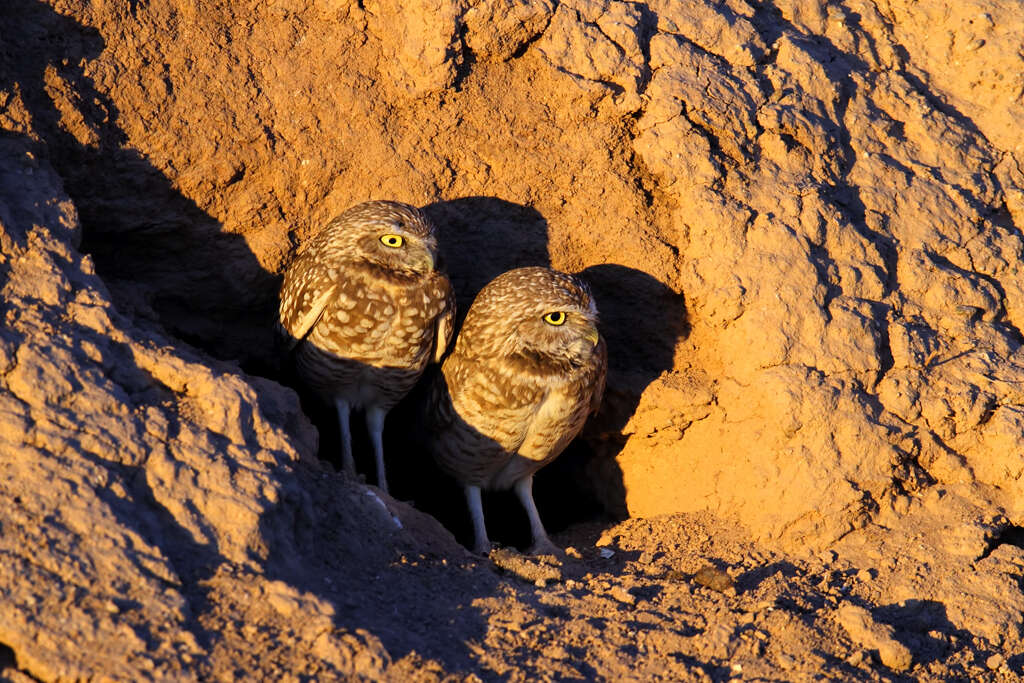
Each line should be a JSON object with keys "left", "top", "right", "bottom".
{"left": 464, "top": 485, "right": 491, "bottom": 555}
{"left": 365, "top": 405, "right": 389, "bottom": 494}
{"left": 515, "top": 475, "right": 560, "bottom": 556}
{"left": 334, "top": 398, "right": 355, "bottom": 476}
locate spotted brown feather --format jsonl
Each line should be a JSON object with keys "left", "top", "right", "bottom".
{"left": 278, "top": 200, "right": 455, "bottom": 492}
{"left": 428, "top": 266, "right": 607, "bottom": 554}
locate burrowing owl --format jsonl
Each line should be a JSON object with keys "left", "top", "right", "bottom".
{"left": 278, "top": 200, "right": 455, "bottom": 493}
{"left": 428, "top": 267, "right": 606, "bottom": 554}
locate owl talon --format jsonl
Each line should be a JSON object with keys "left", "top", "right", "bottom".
{"left": 278, "top": 201, "right": 454, "bottom": 496}
{"left": 528, "top": 539, "right": 562, "bottom": 558}
{"left": 427, "top": 268, "right": 606, "bottom": 565}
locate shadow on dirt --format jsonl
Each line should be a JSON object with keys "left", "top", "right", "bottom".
{"left": 873, "top": 599, "right": 980, "bottom": 670}
{"left": 1, "top": 0, "right": 280, "bottom": 367}
{"left": 4, "top": 1, "right": 686, "bottom": 676}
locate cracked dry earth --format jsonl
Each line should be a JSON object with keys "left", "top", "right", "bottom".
{"left": 2, "top": 0, "right": 1024, "bottom": 680}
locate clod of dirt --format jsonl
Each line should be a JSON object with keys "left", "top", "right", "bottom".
{"left": 693, "top": 565, "right": 736, "bottom": 594}
{"left": 836, "top": 603, "right": 914, "bottom": 672}
{"left": 489, "top": 548, "right": 563, "bottom": 587}
{"left": 607, "top": 585, "right": 636, "bottom": 605}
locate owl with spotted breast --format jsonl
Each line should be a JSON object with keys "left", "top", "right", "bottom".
{"left": 278, "top": 200, "right": 455, "bottom": 493}
{"left": 427, "top": 266, "right": 606, "bottom": 554}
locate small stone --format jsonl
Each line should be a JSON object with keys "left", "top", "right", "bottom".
{"left": 965, "top": 38, "right": 985, "bottom": 51}
{"left": 856, "top": 569, "right": 874, "bottom": 582}
{"left": 847, "top": 650, "right": 865, "bottom": 666}
{"left": 599, "top": 548, "right": 615, "bottom": 559}
{"left": 776, "top": 653, "right": 796, "bottom": 669}
{"left": 836, "top": 603, "right": 913, "bottom": 672}
{"left": 609, "top": 586, "right": 635, "bottom": 605}
{"left": 595, "top": 533, "right": 614, "bottom": 547}
{"left": 267, "top": 593, "right": 299, "bottom": 617}
{"left": 986, "top": 653, "right": 1005, "bottom": 670}
{"left": 534, "top": 578, "right": 547, "bottom": 588}
{"left": 564, "top": 546, "right": 583, "bottom": 559}
{"left": 693, "top": 565, "right": 735, "bottom": 593}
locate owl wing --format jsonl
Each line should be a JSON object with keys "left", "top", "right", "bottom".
{"left": 277, "top": 256, "right": 338, "bottom": 350}
{"left": 433, "top": 275, "right": 457, "bottom": 363}
{"left": 589, "top": 336, "right": 608, "bottom": 415}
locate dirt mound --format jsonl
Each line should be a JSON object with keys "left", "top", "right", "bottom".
{"left": 1, "top": 0, "right": 1023, "bottom": 679}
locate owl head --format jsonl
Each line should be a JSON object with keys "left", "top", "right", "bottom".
{"left": 327, "top": 200, "right": 440, "bottom": 277}
{"left": 458, "top": 267, "right": 602, "bottom": 369}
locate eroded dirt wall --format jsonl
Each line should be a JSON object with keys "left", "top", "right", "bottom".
{"left": 2, "top": 0, "right": 1024, "bottom": 679}
{"left": 11, "top": 0, "right": 1022, "bottom": 548}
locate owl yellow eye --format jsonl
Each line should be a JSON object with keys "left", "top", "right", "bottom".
{"left": 380, "top": 234, "right": 404, "bottom": 248}
{"left": 543, "top": 311, "right": 567, "bottom": 326}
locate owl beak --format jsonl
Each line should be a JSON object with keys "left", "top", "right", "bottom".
{"left": 584, "top": 324, "right": 600, "bottom": 348}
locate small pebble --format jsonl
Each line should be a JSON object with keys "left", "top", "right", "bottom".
{"left": 856, "top": 569, "right": 874, "bottom": 582}
{"left": 596, "top": 533, "right": 614, "bottom": 547}
{"left": 609, "top": 586, "right": 636, "bottom": 605}
{"left": 693, "top": 565, "right": 735, "bottom": 593}
{"left": 564, "top": 546, "right": 583, "bottom": 560}
{"left": 965, "top": 38, "right": 985, "bottom": 51}
{"left": 986, "top": 653, "right": 1005, "bottom": 670}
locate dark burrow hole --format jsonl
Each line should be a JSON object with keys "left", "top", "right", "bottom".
{"left": 0, "top": 643, "right": 17, "bottom": 670}
{"left": 978, "top": 525, "right": 1024, "bottom": 561}
{"left": 295, "top": 378, "right": 616, "bottom": 552}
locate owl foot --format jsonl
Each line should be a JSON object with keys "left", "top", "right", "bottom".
{"left": 528, "top": 538, "right": 562, "bottom": 558}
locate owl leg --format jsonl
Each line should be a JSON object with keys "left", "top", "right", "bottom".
{"left": 464, "top": 485, "right": 491, "bottom": 555}
{"left": 334, "top": 398, "right": 355, "bottom": 476}
{"left": 365, "top": 405, "right": 389, "bottom": 494}
{"left": 514, "top": 475, "right": 560, "bottom": 556}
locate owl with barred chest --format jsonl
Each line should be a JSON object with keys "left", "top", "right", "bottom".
{"left": 428, "top": 267, "right": 607, "bottom": 555}
{"left": 278, "top": 200, "right": 455, "bottom": 493}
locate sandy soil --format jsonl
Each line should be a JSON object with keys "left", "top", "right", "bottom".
{"left": 1, "top": 0, "right": 1023, "bottom": 680}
